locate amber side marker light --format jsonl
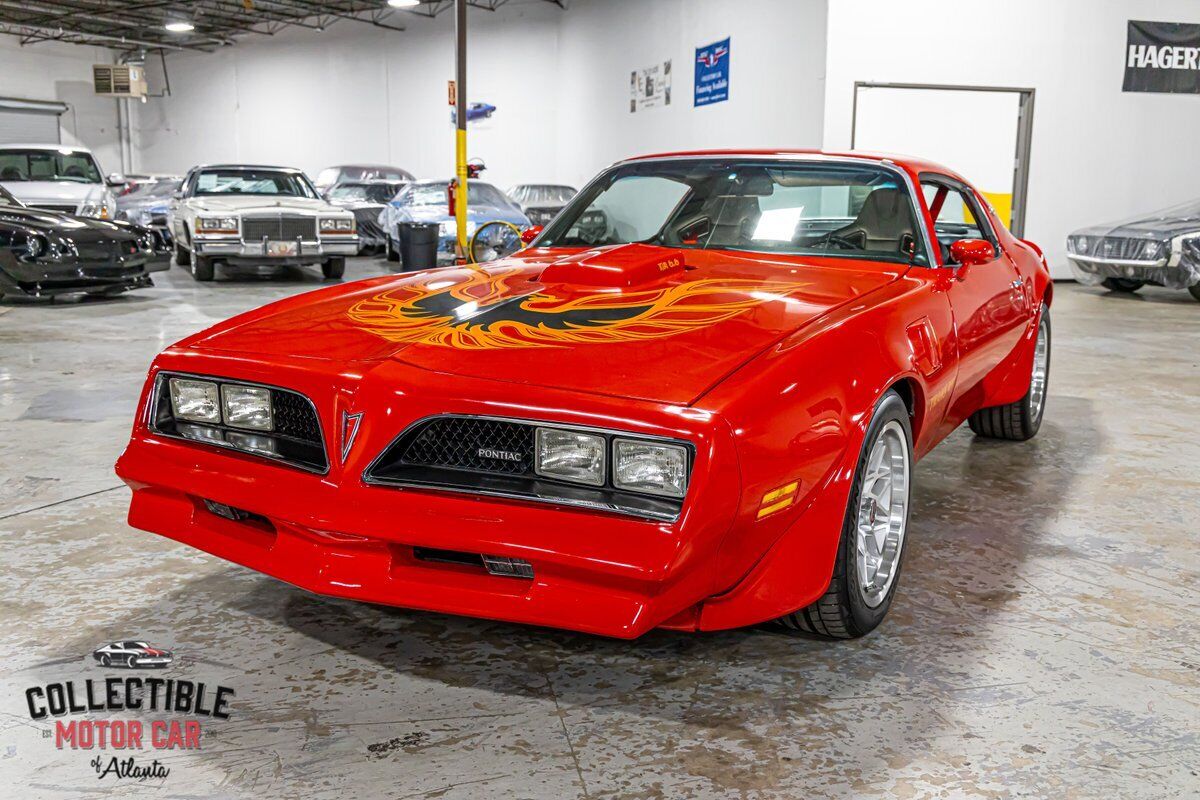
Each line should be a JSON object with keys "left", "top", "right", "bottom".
{"left": 757, "top": 481, "right": 799, "bottom": 519}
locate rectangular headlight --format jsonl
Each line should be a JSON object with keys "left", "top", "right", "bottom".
{"left": 196, "top": 216, "right": 238, "bottom": 233}
{"left": 220, "top": 384, "right": 273, "bottom": 431}
{"left": 613, "top": 439, "right": 688, "bottom": 498}
{"left": 535, "top": 428, "right": 605, "bottom": 486}
{"left": 319, "top": 217, "right": 355, "bottom": 233}
{"left": 168, "top": 378, "right": 220, "bottom": 424}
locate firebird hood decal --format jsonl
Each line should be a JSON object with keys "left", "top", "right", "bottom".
{"left": 346, "top": 267, "right": 810, "bottom": 350}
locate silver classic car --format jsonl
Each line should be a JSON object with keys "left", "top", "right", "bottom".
{"left": 1067, "top": 199, "right": 1200, "bottom": 301}
{"left": 170, "top": 165, "right": 358, "bottom": 281}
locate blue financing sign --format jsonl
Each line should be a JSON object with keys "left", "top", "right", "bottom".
{"left": 694, "top": 37, "right": 730, "bottom": 107}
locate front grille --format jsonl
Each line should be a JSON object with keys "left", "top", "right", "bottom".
{"left": 365, "top": 415, "right": 692, "bottom": 522}
{"left": 272, "top": 391, "right": 322, "bottom": 444}
{"left": 401, "top": 417, "right": 534, "bottom": 475}
{"left": 75, "top": 241, "right": 135, "bottom": 262}
{"left": 32, "top": 203, "right": 78, "bottom": 214}
{"left": 1071, "top": 235, "right": 1163, "bottom": 261}
{"left": 241, "top": 216, "right": 317, "bottom": 242}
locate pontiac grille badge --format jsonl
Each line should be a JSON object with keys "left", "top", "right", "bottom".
{"left": 478, "top": 448, "right": 522, "bottom": 462}
{"left": 340, "top": 412, "right": 363, "bottom": 465}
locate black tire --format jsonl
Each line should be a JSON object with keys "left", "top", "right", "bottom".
{"left": 100, "top": 655, "right": 111, "bottom": 667}
{"left": 127, "top": 655, "right": 138, "bottom": 668}
{"left": 191, "top": 255, "right": 214, "bottom": 282}
{"left": 1102, "top": 277, "right": 1144, "bottom": 293}
{"left": 322, "top": 257, "right": 346, "bottom": 280}
{"left": 1188, "top": 284, "right": 1200, "bottom": 302}
{"left": 968, "top": 304, "right": 1051, "bottom": 441}
{"left": 385, "top": 236, "right": 400, "bottom": 262}
{"left": 776, "top": 390, "right": 913, "bottom": 639}
{"left": 175, "top": 243, "right": 191, "bottom": 267}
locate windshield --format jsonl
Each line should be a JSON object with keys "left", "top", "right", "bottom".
{"left": 0, "top": 149, "right": 103, "bottom": 184}
{"left": 192, "top": 169, "right": 317, "bottom": 198}
{"left": 338, "top": 166, "right": 412, "bottom": 183}
{"left": 540, "top": 159, "right": 927, "bottom": 265}
{"left": 0, "top": 184, "right": 19, "bottom": 206}
{"left": 517, "top": 185, "right": 577, "bottom": 206}
{"left": 401, "top": 181, "right": 512, "bottom": 209}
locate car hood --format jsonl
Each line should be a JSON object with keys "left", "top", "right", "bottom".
{"left": 183, "top": 244, "right": 903, "bottom": 405}
{"left": 1072, "top": 198, "right": 1200, "bottom": 242}
{"left": 384, "top": 204, "right": 529, "bottom": 227}
{"left": 184, "top": 196, "right": 339, "bottom": 215}
{"left": 0, "top": 205, "right": 138, "bottom": 239}
{"left": 1, "top": 181, "right": 106, "bottom": 205}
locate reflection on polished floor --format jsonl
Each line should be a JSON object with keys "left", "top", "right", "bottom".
{"left": 1, "top": 266, "right": 1197, "bottom": 799}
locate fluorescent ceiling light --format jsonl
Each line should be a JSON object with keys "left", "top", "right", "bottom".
{"left": 164, "top": 21, "right": 195, "bottom": 33}
{"left": 387, "top": 0, "right": 421, "bottom": 7}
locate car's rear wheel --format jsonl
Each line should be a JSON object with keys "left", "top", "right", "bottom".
{"left": 968, "top": 304, "right": 1050, "bottom": 441}
{"left": 776, "top": 390, "right": 912, "bottom": 639}
{"left": 1102, "top": 277, "right": 1144, "bottom": 293}
{"left": 100, "top": 655, "right": 111, "bottom": 667}
{"left": 385, "top": 236, "right": 400, "bottom": 263}
{"left": 192, "top": 255, "right": 214, "bottom": 282}
{"left": 322, "top": 257, "right": 346, "bottom": 279}
{"left": 1188, "top": 284, "right": 1200, "bottom": 302}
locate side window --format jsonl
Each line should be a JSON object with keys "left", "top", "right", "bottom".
{"left": 921, "top": 179, "right": 997, "bottom": 263}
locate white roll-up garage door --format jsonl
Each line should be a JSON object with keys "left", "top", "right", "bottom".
{"left": 0, "top": 97, "right": 68, "bottom": 145}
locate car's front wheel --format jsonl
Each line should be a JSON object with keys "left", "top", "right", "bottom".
{"left": 776, "top": 390, "right": 913, "bottom": 638}
{"left": 968, "top": 303, "right": 1050, "bottom": 441}
{"left": 1102, "top": 277, "right": 1144, "bottom": 293}
{"left": 174, "top": 243, "right": 191, "bottom": 267}
{"left": 127, "top": 656, "right": 138, "bottom": 668}
{"left": 322, "top": 257, "right": 346, "bottom": 279}
{"left": 385, "top": 236, "right": 400, "bottom": 263}
{"left": 99, "top": 655, "right": 111, "bottom": 667}
{"left": 1188, "top": 284, "right": 1200, "bottom": 302}
{"left": 192, "top": 255, "right": 214, "bottom": 282}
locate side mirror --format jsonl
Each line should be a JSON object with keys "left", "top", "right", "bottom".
{"left": 106, "top": 173, "right": 127, "bottom": 187}
{"left": 949, "top": 238, "right": 995, "bottom": 266}
{"left": 520, "top": 225, "right": 543, "bottom": 246}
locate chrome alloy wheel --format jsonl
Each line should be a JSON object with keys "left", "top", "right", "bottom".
{"left": 1029, "top": 315, "right": 1049, "bottom": 421}
{"left": 854, "top": 420, "right": 910, "bottom": 608}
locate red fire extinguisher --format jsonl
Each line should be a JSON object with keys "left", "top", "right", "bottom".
{"left": 446, "top": 180, "right": 457, "bottom": 217}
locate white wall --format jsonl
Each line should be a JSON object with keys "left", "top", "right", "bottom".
{"left": 824, "top": 0, "right": 1200, "bottom": 278}
{"left": 0, "top": 36, "right": 123, "bottom": 173}
{"left": 131, "top": 0, "right": 828, "bottom": 191}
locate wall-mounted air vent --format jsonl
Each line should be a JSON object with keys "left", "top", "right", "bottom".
{"left": 93, "top": 65, "right": 147, "bottom": 99}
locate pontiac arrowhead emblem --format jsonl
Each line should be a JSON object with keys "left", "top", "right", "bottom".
{"left": 340, "top": 412, "right": 363, "bottom": 464}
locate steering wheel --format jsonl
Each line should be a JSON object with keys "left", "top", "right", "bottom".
{"left": 813, "top": 232, "right": 861, "bottom": 251}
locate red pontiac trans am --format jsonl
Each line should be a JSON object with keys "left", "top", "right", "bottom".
{"left": 115, "top": 151, "right": 1051, "bottom": 640}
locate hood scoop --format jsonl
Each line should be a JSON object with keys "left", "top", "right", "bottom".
{"left": 539, "top": 243, "right": 687, "bottom": 288}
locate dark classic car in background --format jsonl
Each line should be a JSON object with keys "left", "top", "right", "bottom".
{"left": 507, "top": 183, "right": 577, "bottom": 227}
{"left": 0, "top": 184, "right": 160, "bottom": 300}
{"left": 1067, "top": 199, "right": 1200, "bottom": 301}
{"left": 325, "top": 179, "right": 408, "bottom": 254}
{"left": 314, "top": 164, "right": 415, "bottom": 197}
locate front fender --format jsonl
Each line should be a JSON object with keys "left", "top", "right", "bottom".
{"left": 689, "top": 274, "right": 950, "bottom": 629}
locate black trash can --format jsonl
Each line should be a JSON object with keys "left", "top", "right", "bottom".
{"left": 398, "top": 222, "right": 440, "bottom": 272}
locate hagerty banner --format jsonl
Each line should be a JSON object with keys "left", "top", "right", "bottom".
{"left": 1124, "top": 20, "right": 1200, "bottom": 93}
{"left": 694, "top": 37, "right": 730, "bottom": 106}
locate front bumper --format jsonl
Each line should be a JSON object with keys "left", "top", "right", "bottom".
{"left": 1068, "top": 254, "right": 1199, "bottom": 289}
{"left": 0, "top": 257, "right": 154, "bottom": 297}
{"left": 116, "top": 357, "right": 740, "bottom": 638}
{"left": 194, "top": 237, "right": 359, "bottom": 265}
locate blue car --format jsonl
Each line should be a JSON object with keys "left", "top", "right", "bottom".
{"left": 450, "top": 102, "right": 496, "bottom": 124}
{"left": 378, "top": 179, "right": 529, "bottom": 265}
